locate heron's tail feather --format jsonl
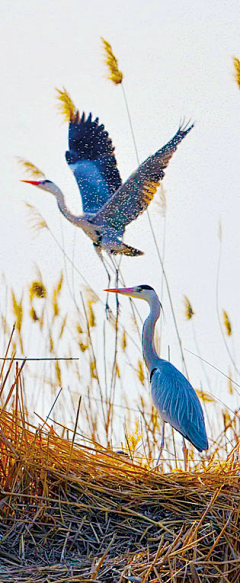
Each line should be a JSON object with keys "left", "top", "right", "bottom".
{"left": 112, "top": 243, "right": 144, "bottom": 256}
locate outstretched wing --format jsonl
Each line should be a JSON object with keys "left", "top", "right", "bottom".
{"left": 151, "top": 362, "right": 208, "bottom": 452}
{"left": 93, "top": 122, "right": 193, "bottom": 231}
{"left": 66, "top": 112, "right": 122, "bottom": 214}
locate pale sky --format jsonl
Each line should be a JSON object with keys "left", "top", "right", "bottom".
{"left": 1, "top": 0, "right": 240, "bottom": 423}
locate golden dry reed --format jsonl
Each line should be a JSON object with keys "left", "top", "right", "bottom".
{"left": 101, "top": 37, "right": 123, "bottom": 84}
{"left": 56, "top": 87, "right": 76, "bottom": 122}
{"left": 233, "top": 57, "right": 240, "bottom": 89}
{"left": 184, "top": 295, "right": 195, "bottom": 320}
{"left": 223, "top": 309, "right": 232, "bottom": 336}
{"left": 17, "top": 157, "right": 45, "bottom": 179}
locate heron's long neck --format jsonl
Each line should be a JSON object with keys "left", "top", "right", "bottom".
{"left": 54, "top": 188, "right": 84, "bottom": 227}
{"left": 142, "top": 296, "right": 161, "bottom": 372}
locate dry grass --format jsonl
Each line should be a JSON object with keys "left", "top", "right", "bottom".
{"left": 0, "top": 355, "right": 239, "bottom": 582}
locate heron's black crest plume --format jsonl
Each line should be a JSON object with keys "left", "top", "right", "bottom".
{"left": 140, "top": 285, "right": 154, "bottom": 290}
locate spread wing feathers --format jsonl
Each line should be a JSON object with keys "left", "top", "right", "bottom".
{"left": 93, "top": 121, "right": 194, "bottom": 231}
{"left": 65, "top": 111, "right": 122, "bottom": 214}
{"left": 151, "top": 362, "right": 208, "bottom": 452}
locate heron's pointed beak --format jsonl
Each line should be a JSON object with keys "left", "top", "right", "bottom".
{"left": 21, "top": 180, "right": 42, "bottom": 185}
{"left": 104, "top": 287, "right": 136, "bottom": 297}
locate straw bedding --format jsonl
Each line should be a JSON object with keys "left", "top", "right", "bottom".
{"left": 0, "top": 410, "right": 239, "bottom": 582}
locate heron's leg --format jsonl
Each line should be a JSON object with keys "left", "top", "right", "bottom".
{"left": 155, "top": 421, "right": 165, "bottom": 467}
{"left": 182, "top": 437, "right": 189, "bottom": 471}
{"left": 93, "top": 244, "right": 111, "bottom": 316}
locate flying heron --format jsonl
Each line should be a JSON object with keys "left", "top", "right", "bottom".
{"left": 106, "top": 285, "right": 208, "bottom": 463}
{"left": 22, "top": 111, "right": 193, "bottom": 274}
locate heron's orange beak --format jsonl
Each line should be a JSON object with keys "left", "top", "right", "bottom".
{"left": 21, "top": 180, "right": 42, "bottom": 185}
{"left": 104, "top": 287, "right": 134, "bottom": 294}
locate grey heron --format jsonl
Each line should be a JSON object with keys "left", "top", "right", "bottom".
{"left": 106, "top": 285, "right": 209, "bottom": 461}
{"left": 21, "top": 111, "right": 193, "bottom": 266}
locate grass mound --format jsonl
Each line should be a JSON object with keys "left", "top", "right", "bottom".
{"left": 0, "top": 409, "right": 239, "bottom": 582}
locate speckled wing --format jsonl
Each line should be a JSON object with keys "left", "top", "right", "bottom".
{"left": 65, "top": 112, "right": 122, "bottom": 214}
{"left": 93, "top": 122, "right": 193, "bottom": 231}
{"left": 151, "top": 361, "right": 208, "bottom": 452}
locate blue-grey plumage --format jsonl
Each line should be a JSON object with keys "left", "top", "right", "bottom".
{"left": 22, "top": 112, "right": 194, "bottom": 260}
{"left": 106, "top": 284, "right": 209, "bottom": 454}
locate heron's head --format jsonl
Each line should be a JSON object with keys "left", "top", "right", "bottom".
{"left": 21, "top": 179, "right": 58, "bottom": 195}
{"left": 105, "top": 284, "right": 157, "bottom": 302}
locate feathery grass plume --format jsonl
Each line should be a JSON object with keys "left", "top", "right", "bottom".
{"left": 12, "top": 292, "right": 23, "bottom": 336}
{"left": 29, "top": 306, "right": 38, "bottom": 322}
{"left": 195, "top": 389, "right": 215, "bottom": 403}
{"left": 137, "top": 360, "right": 145, "bottom": 385}
{"left": 90, "top": 360, "right": 98, "bottom": 380}
{"left": 115, "top": 362, "right": 120, "bottom": 379}
{"left": 88, "top": 304, "right": 96, "bottom": 328}
{"left": 79, "top": 341, "right": 89, "bottom": 352}
{"left": 76, "top": 323, "right": 83, "bottom": 335}
{"left": 125, "top": 419, "right": 142, "bottom": 454}
{"left": 25, "top": 203, "right": 48, "bottom": 234}
{"left": 17, "top": 157, "right": 45, "bottom": 179}
{"left": 233, "top": 57, "right": 240, "bottom": 90}
{"left": 56, "top": 87, "right": 76, "bottom": 122}
{"left": 29, "top": 281, "right": 47, "bottom": 301}
{"left": 122, "top": 329, "right": 127, "bottom": 351}
{"left": 101, "top": 38, "right": 123, "bottom": 85}
{"left": 49, "top": 333, "right": 54, "bottom": 353}
{"left": 52, "top": 271, "right": 63, "bottom": 317}
{"left": 223, "top": 310, "right": 232, "bottom": 336}
{"left": 184, "top": 295, "right": 195, "bottom": 320}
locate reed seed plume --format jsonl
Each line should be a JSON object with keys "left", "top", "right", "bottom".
{"left": 223, "top": 310, "right": 232, "bottom": 336}
{"left": 101, "top": 38, "right": 123, "bottom": 85}
{"left": 25, "top": 203, "right": 48, "bottom": 234}
{"left": 29, "top": 306, "right": 38, "bottom": 322}
{"left": 233, "top": 57, "right": 240, "bottom": 89}
{"left": 122, "top": 329, "right": 127, "bottom": 351}
{"left": 56, "top": 87, "right": 76, "bottom": 122}
{"left": 154, "top": 184, "right": 167, "bottom": 216}
{"left": 52, "top": 272, "right": 63, "bottom": 317}
{"left": 29, "top": 281, "right": 47, "bottom": 300}
{"left": 17, "top": 157, "right": 45, "bottom": 179}
{"left": 184, "top": 295, "right": 195, "bottom": 320}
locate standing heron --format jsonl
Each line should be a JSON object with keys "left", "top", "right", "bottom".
{"left": 21, "top": 111, "right": 193, "bottom": 272}
{"left": 106, "top": 285, "right": 209, "bottom": 461}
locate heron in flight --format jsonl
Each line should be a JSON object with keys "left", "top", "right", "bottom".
{"left": 106, "top": 285, "right": 208, "bottom": 462}
{"left": 22, "top": 111, "right": 193, "bottom": 268}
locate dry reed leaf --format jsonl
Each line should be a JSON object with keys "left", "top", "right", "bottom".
{"left": 137, "top": 360, "right": 145, "bottom": 385}
{"left": 29, "top": 281, "right": 47, "bottom": 301}
{"left": 59, "top": 315, "right": 67, "bottom": 339}
{"left": 184, "top": 296, "right": 195, "bottom": 320}
{"left": 233, "top": 57, "right": 240, "bottom": 89}
{"left": 17, "top": 157, "right": 45, "bottom": 179}
{"left": 101, "top": 38, "right": 123, "bottom": 84}
{"left": 56, "top": 87, "right": 76, "bottom": 122}
{"left": 223, "top": 310, "right": 232, "bottom": 336}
